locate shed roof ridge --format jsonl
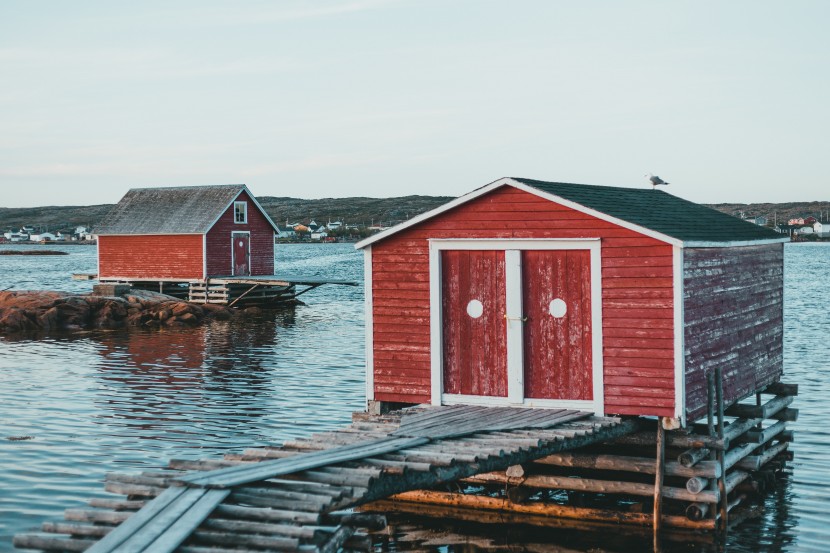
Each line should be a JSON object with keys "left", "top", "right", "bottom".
{"left": 355, "top": 176, "right": 785, "bottom": 249}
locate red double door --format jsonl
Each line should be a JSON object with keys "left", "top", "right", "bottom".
{"left": 441, "top": 249, "right": 593, "bottom": 402}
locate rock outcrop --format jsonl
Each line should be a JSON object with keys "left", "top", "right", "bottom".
{"left": 0, "top": 289, "right": 235, "bottom": 334}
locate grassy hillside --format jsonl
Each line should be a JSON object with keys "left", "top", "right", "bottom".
{"left": 0, "top": 196, "right": 454, "bottom": 234}
{"left": 2, "top": 195, "right": 828, "bottom": 234}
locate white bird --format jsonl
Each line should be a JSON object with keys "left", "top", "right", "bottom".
{"left": 646, "top": 174, "right": 669, "bottom": 189}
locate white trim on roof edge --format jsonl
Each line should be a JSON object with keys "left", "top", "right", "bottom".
{"left": 354, "top": 178, "right": 682, "bottom": 249}
{"left": 95, "top": 232, "right": 204, "bottom": 236}
{"left": 204, "top": 185, "right": 281, "bottom": 235}
{"left": 682, "top": 238, "right": 789, "bottom": 248}
{"left": 354, "top": 178, "right": 787, "bottom": 250}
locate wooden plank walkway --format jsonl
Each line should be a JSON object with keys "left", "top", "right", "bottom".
{"left": 14, "top": 406, "right": 639, "bottom": 553}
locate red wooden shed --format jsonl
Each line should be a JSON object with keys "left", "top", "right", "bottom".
{"left": 95, "top": 185, "right": 279, "bottom": 282}
{"left": 356, "top": 178, "right": 787, "bottom": 426}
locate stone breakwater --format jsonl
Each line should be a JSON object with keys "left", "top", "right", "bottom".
{"left": 0, "top": 290, "right": 235, "bottom": 333}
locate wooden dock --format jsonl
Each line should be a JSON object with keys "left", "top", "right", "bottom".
{"left": 102, "top": 276, "right": 357, "bottom": 307}
{"left": 13, "top": 406, "right": 637, "bottom": 553}
{"left": 13, "top": 382, "right": 796, "bottom": 552}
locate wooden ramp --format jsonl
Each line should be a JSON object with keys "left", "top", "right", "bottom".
{"left": 14, "top": 406, "right": 638, "bottom": 553}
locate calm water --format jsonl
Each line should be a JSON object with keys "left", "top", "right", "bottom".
{"left": 0, "top": 242, "right": 828, "bottom": 552}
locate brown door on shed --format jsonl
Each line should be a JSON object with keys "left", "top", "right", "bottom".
{"left": 441, "top": 250, "right": 507, "bottom": 397}
{"left": 232, "top": 233, "right": 250, "bottom": 276}
{"left": 522, "top": 249, "right": 593, "bottom": 400}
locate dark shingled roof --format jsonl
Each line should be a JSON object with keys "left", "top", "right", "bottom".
{"left": 94, "top": 185, "right": 260, "bottom": 235}
{"left": 513, "top": 178, "right": 783, "bottom": 242}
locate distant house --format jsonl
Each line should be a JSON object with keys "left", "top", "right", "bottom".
{"left": 73, "top": 226, "right": 94, "bottom": 240}
{"left": 310, "top": 230, "right": 328, "bottom": 240}
{"left": 813, "top": 221, "right": 830, "bottom": 237}
{"left": 788, "top": 217, "right": 805, "bottom": 226}
{"left": 94, "top": 184, "right": 279, "bottom": 281}
{"left": 743, "top": 216, "right": 767, "bottom": 226}
{"left": 326, "top": 220, "right": 343, "bottom": 231}
{"left": 804, "top": 216, "right": 817, "bottom": 226}
{"left": 4, "top": 230, "right": 28, "bottom": 242}
{"left": 30, "top": 232, "right": 57, "bottom": 242}
{"left": 795, "top": 226, "right": 814, "bottom": 235}
{"left": 275, "top": 225, "right": 296, "bottom": 239}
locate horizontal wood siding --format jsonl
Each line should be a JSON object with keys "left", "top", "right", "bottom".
{"left": 371, "top": 186, "right": 676, "bottom": 415}
{"left": 683, "top": 244, "right": 784, "bottom": 422}
{"left": 206, "top": 190, "right": 275, "bottom": 277}
{"left": 98, "top": 235, "right": 204, "bottom": 280}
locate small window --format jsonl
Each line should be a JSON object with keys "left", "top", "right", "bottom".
{"left": 234, "top": 201, "right": 247, "bottom": 223}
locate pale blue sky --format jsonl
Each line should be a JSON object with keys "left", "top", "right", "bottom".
{"left": 1, "top": 1, "right": 827, "bottom": 208}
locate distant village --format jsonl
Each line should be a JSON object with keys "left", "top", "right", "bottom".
{"left": 0, "top": 219, "right": 395, "bottom": 244}
{"left": 2, "top": 211, "right": 830, "bottom": 244}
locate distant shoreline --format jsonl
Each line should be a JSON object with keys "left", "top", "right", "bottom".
{"left": 0, "top": 250, "right": 69, "bottom": 256}
{"left": 0, "top": 241, "right": 96, "bottom": 246}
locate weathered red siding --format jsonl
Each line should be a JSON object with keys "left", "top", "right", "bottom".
{"left": 206, "top": 191, "right": 275, "bottom": 277}
{"left": 441, "top": 250, "right": 508, "bottom": 397}
{"left": 371, "top": 186, "right": 676, "bottom": 416}
{"left": 98, "top": 235, "right": 204, "bottom": 280}
{"left": 523, "top": 249, "right": 593, "bottom": 400}
{"left": 684, "top": 244, "right": 784, "bottom": 422}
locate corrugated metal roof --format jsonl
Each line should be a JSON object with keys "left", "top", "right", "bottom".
{"left": 94, "top": 185, "right": 256, "bottom": 235}
{"left": 513, "top": 178, "right": 782, "bottom": 242}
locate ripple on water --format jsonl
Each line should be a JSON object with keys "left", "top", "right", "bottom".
{"left": 2, "top": 243, "right": 830, "bottom": 552}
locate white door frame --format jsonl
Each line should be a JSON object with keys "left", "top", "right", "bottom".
{"left": 428, "top": 238, "right": 604, "bottom": 415}
{"left": 231, "top": 231, "right": 251, "bottom": 276}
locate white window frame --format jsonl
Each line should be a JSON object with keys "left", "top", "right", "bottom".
{"left": 429, "top": 238, "right": 604, "bottom": 415}
{"left": 234, "top": 201, "right": 248, "bottom": 224}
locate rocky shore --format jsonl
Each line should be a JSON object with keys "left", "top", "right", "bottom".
{"left": 0, "top": 290, "right": 236, "bottom": 333}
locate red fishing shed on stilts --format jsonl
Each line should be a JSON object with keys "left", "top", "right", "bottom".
{"left": 356, "top": 177, "right": 787, "bottom": 426}
{"left": 95, "top": 184, "right": 279, "bottom": 282}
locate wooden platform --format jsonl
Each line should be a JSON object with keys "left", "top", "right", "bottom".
{"left": 99, "top": 276, "right": 357, "bottom": 307}
{"left": 13, "top": 406, "right": 637, "bottom": 553}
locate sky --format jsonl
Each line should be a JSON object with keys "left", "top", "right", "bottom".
{"left": 1, "top": 1, "right": 828, "bottom": 208}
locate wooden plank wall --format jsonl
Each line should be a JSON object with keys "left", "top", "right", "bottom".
{"left": 523, "top": 250, "right": 593, "bottom": 401}
{"left": 683, "top": 244, "right": 784, "bottom": 422}
{"left": 206, "top": 191, "right": 275, "bottom": 277}
{"left": 98, "top": 235, "right": 204, "bottom": 280}
{"left": 441, "top": 249, "right": 508, "bottom": 397}
{"left": 370, "top": 186, "right": 676, "bottom": 416}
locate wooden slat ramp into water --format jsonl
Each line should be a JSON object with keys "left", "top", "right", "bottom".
{"left": 14, "top": 406, "right": 638, "bottom": 553}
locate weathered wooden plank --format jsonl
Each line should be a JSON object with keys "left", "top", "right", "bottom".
{"left": 385, "top": 490, "right": 715, "bottom": 530}
{"left": 178, "top": 437, "right": 429, "bottom": 488}
{"left": 87, "top": 489, "right": 227, "bottom": 553}
{"left": 212, "top": 504, "right": 320, "bottom": 525}
{"left": 534, "top": 451, "right": 720, "bottom": 478}
{"left": 42, "top": 521, "right": 112, "bottom": 538}
{"left": 83, "top": 487, "right": 188, "bottom": 553}
{"left": 13, "top": 534, "right": 95, "bottom": 552}
{"left": 189, "top": 529, "right": 300, "bottom": 550}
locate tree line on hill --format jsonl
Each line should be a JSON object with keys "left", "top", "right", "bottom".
{"left": 1, "top": 196, "right": 828, "bottom": 237}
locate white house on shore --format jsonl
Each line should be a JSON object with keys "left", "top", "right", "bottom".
{"left": 30, "top": 232, "right": 57, "bottom": 242}
{"left": 814, "top": 221, "right": 830, "bottom": 237}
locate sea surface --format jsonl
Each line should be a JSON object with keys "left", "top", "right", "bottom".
{"left": 0, "top": 242, "right": 828, "bottom": 552}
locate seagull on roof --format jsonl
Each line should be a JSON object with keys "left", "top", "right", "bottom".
{"left": 646, "top": 174, "right": 669, "bottom": 189}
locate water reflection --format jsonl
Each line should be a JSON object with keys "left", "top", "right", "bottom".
{"left": 89, "top": 308, "right": 296, "bottom": 442}
{"left": 1, "top": 243, "right": 829, "bottom": 553}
